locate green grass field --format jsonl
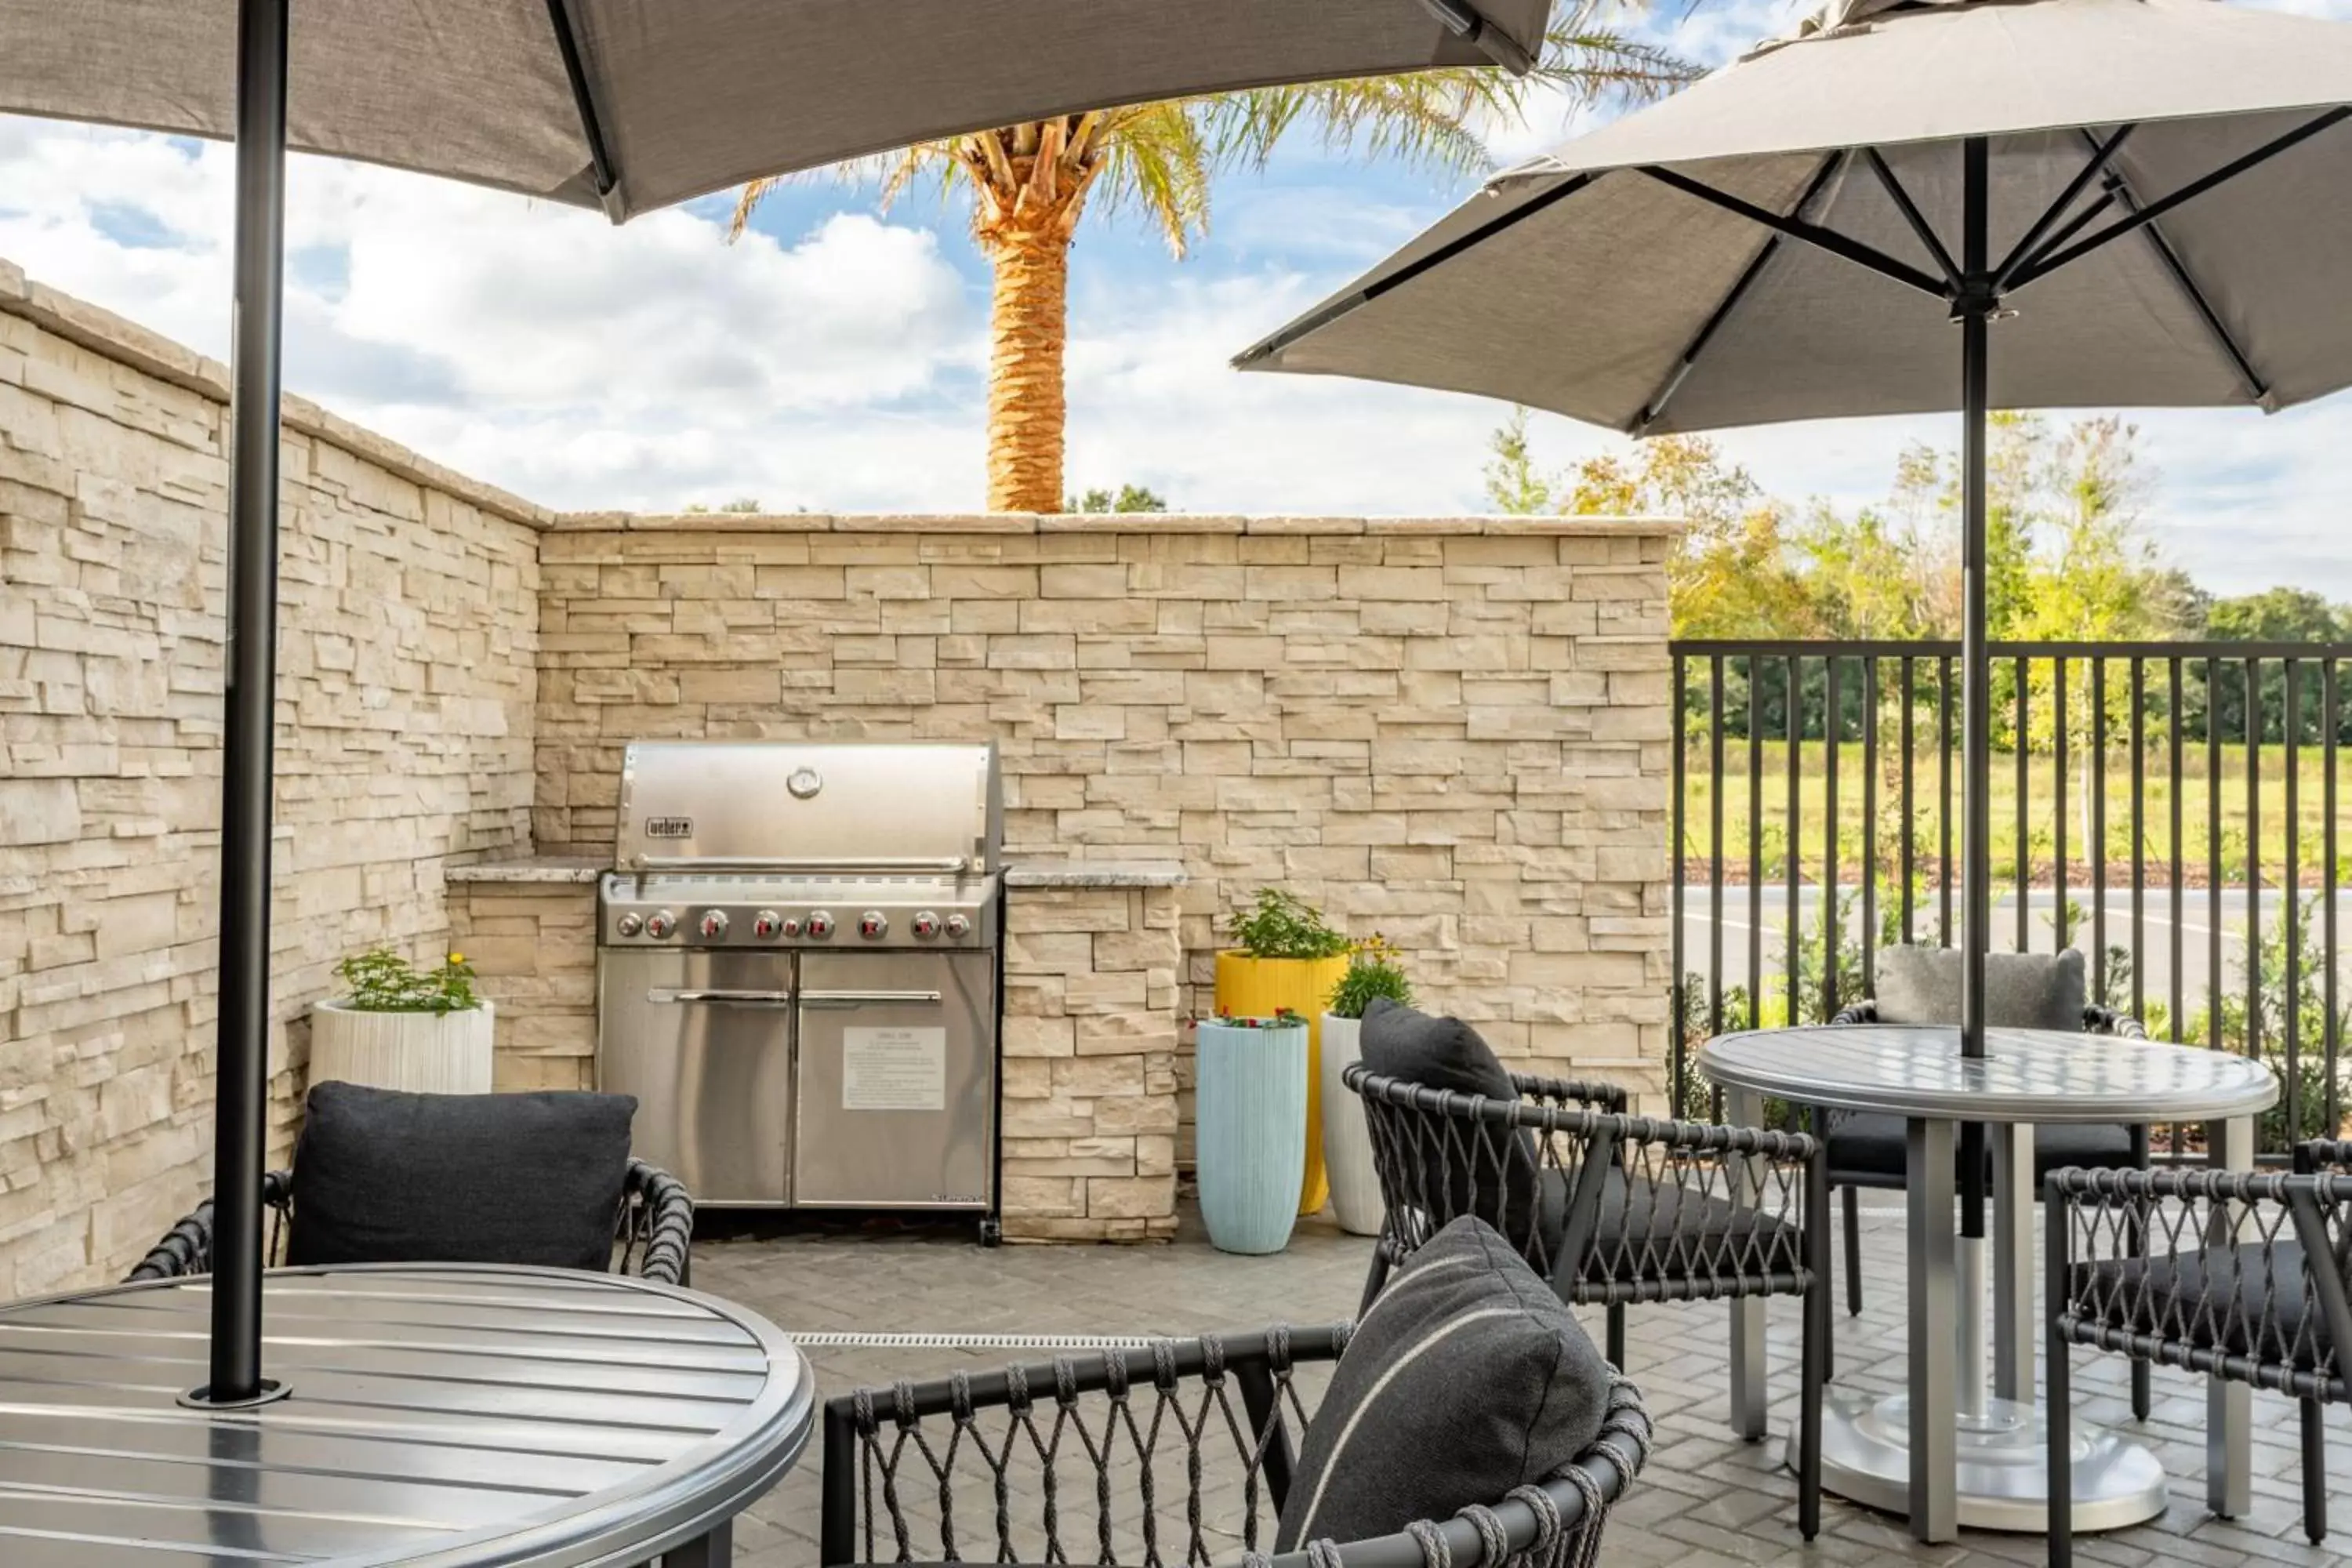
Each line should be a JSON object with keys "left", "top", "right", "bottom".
{"left": 1679, "top": 740, "right": 2347, "bottom": 887}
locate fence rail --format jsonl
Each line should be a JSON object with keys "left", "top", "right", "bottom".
{"left": 1669, "top": 639, "right": 2352, "bottom": 1157}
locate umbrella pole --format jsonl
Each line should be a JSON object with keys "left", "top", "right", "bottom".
{"left": 191, "top": 0, "right": 292, "bottom": 1411}
{"left": 1955, "top": 134, "right": 1992, "bottom": 1415}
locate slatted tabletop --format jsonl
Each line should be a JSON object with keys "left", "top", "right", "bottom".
{"left": 0, "top": 1264, "right": 812, "bottom": 1566}
{"left": 1700, "top": 1024, "right": 2279, "bottom": 1122}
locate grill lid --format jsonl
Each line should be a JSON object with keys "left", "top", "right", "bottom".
{"left": 614, "top": 742, "right": 1001, "bottom": 873}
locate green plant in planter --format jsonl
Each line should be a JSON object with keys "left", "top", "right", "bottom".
{"left": 335, "top": 946, "right": 480, "bottom": 1014}
{"left": 1225, "top": 888, "right": 1350, "bottom": 960}
{"left": 1327, "top": 935, "right": 1413, "bottom": 1019}
{"left": 1205, "top": 1008, "right": 1307, "bottom": 1029}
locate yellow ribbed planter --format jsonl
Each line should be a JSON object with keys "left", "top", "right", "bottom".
{"left": 1214, "top": 952, "right": 1350, "bottom": 1217}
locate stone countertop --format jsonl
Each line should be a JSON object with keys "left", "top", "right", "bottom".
{"left": 445, "top": 856, "right": 606, "bottom": 886}
{"left": 1004, "top": 860, "right": 1189, "bottom": 890}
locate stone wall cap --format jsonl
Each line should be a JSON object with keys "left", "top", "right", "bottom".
{"left": 1006, "top": 860, "right": 1189, "bottom": 890}
{"left": 445, "top": 856, "right": 606, "bottom": 886}
{"left": 0, "top": 254, "right": 556, "bottom": 532}
{"left": 549, "top": 512, "right": 1687, "bottom": 537}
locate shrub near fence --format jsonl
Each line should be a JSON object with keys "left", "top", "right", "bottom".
{"left": 1671, "top": 641, "right": 2352, "bottom": 1157}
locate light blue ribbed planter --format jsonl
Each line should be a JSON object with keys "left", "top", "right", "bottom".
{"left": 1195, "top": 1020, "right": 1308, "bottom": 1255}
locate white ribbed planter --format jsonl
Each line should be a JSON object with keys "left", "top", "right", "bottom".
{"left": 310, "top": 1000, "right": 494, "bottom": 1094}
{"left": 1319, "top": 1013, "right": 1385, "bottom": 1236}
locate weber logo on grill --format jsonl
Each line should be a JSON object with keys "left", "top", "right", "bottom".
{"left": 644, "top": 816, "right": 694, "bottom": 838}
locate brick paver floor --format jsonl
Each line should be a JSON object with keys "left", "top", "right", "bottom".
{"left": 692, "top": 1201, "right": 2350, "bottom": 1567}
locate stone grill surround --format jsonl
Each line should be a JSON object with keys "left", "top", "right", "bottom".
{"left": 0, "top": 260, "right": 543, "bottom": 1294}
{"left": 535, "top": 514, "right": 1679, "bottom": 1166}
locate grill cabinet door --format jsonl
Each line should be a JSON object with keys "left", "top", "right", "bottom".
{"left": 793, "top": 949, "right": 995, "bottom": 1208}
{"left": 597, "top": 948, "right": 794, "bottom": 1205}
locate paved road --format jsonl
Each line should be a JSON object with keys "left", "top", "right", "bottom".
{"left": 1678, "top": 884, "right": 2352, "bottom": 1019}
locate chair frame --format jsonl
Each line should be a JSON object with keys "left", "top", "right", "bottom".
{"left": 2046, "top": 1152, "right": 2352, "bottom": 1564}
{"left": 816, "top": 1324, "right": 1651, "bottom": 1568}
{"left": 126, "top": 1158, "right": 695, "bottom": 1287}
{"left": 1345, "top": 1062, "right": 1828, "bottom": 1540}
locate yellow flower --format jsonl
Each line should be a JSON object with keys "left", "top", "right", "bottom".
{"left": 448, "top": 952, "right": 465, "bottom": 964}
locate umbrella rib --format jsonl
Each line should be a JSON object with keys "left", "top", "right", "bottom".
{"left": 1635, "top": 153, "right": 1849, "bottom": 434}
{"left": 1232, "top": 172, "right": 1599, "bottom": 365}
{"left": 1416, "top": 0, "right": 1536, "bottom": 74}
{"left": 543, "top": 0, "right": 622, "bottom": 220}
{"left": 1861, "top": 149, "right": 1961, "bottom": 291}
{"left": 2070, "top": 135, "right": 2269, "bottom": 405}
{"left": 2010, "top": 106, "right": 2351, "bottom": 288}
{"left": 1635, "top": 165, "right": 1949, "bottom": 300}
{"left": 1991, "top": 125, "right": 2136, "bottom": 294}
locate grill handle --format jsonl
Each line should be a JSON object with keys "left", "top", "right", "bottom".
{"left": 800, "top": 990, "right": 944, "bottom": 1008}
{"left": 645, "top": 989, "right": 794, "bottom": 1008}
{"left": 626, "top": 855, "right": 973, "bottom": 873}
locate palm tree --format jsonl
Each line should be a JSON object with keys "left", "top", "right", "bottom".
{"left": 731, "top": 11, "right": 1698, "bottom": 513}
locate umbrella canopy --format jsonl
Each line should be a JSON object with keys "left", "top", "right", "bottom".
{"left": 1238, "top": 0, "right": 2352, "bottom": 430}
{"left": 0, "top": 0, "right": 1553, "bottom": 221}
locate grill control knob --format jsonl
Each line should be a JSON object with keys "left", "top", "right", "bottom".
{"left": 858, "top": 911, "right": 888, "bottom": 940}
{"left": 943, "top": 913, "right": 972, "bottom": 939}
{"left": 615, "top": 913, "right": 644, "bottom": 938}
{"left": 911, "top": 911, "right": 941, "bottom": 939}
{"left": 644, "top": 910, "right": 677, "bottom": 940}
{"left": 752, "top": 910, "right": 783, "bottom": 939}
{"left": 782, "top": 916, "right": 804, "bottom": 938}
{"left": 699, "top": 909, "right": 729, "bottom": 940}
{"left": 805, "top": 911, "right": 834, "bottom": 938}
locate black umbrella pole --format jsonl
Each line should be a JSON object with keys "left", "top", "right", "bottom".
{"left": 1958, "top": 137, "right": 1991, "bottom": 1269}
{"left": 196, "top": 0, "right": 291, "bottom": 1411}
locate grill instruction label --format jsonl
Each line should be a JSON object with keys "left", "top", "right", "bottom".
{"left": 842, "top": 1027, "right": 947, "bottom": 1112}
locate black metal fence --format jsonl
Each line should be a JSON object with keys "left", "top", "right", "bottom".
{"left": 1669, "top": 640, "right": 2352, "bottom": 1156}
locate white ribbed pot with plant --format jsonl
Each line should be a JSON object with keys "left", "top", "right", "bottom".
{"left": 310, "top": 946, "right": 493, "bottom": 1095}
{"left": 1193, "top": 1011, "right": 1308, "bottom": 1255}
{"left": 1320, "top": 936, "right": 1414, "bottom": 1237}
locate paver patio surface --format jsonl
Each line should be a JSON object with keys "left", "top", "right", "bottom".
{"left": 693, "top": 1202, "right": 2350, "bottom": 1567}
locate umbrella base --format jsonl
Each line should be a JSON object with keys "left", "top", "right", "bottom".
{"left": 1795, "top": 1388, "right": 2167, "bottom": 1534}
{"left": 180, "top": 1378, "right": 291, "bottom": 1411}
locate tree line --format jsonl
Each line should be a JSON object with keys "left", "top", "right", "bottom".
{"left": 1483, "top": 408, "right": 2352, "bottom": 745}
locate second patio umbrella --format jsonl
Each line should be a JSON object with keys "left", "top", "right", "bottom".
{"left": 1238, "top": 0, "right": 2352, "bottom": 1537}
{"left": 0, "top": 0, "right": 1559, "bottom": 1409}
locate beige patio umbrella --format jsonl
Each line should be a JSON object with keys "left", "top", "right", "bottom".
{"left": 0, "top": 0, "right": 1559, "bottom": 1410}
{"left": 1242, "top": 0, "right": 2352, "bottom": 1062}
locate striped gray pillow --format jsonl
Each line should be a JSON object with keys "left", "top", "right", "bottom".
{"left": 1276, "top": 1217, "right": 1610, "bottom": 1551}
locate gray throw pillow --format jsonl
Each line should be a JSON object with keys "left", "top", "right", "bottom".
{"left": 1359, "top": 1000, "right": 1548, "bottom": 1254}
{"left": 1873, "top": 946, "right": 2086, "bottom": 1032}
{"left": 1276, "top": 1217, "right": 1612, "bottom": 1551}
{"left": 288, "top": 1083, "right": 638, "bottom": 1272}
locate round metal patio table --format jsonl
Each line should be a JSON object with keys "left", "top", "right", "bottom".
{"left": 0, "top": 1262, "right": 814, "bottom": 1565}
{"left": 1699, "top": 1024, "right": 2277, "bottom": 1544}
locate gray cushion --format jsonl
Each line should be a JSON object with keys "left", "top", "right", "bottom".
{"left": 287, "top": 1083, "right": 637, "bottom": 1272}
{"left": 1828, "top": 1112, "right": 2135, "bottom": 1182}
{"left": 1360, "top": 1000, "right": 1544, "bottom": 1250}
{"left": 2077, "top": 1242, "right": 2334, "bottom": 1370}
{"left": 1276, "top": 1218, "right": 1611, "bottom": 1550}
{"left": 1873, "top": 946, "right": 2086, "bottom": 1032}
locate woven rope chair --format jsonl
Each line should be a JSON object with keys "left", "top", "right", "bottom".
{"left": 818, "top": 1324, "right": 1651, "bottom": 1568}
{"left": 1345, "top": 1062, "right": 1828, "bottom": 1539}
{"left": 125, "top": 1158, "right": 695, "bottom": 1287}
{"left": 2046, "top": 1155, "right": 2352, "bottom": 1564}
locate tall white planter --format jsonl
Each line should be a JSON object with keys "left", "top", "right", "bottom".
{"left": 310, "top": 1001, "right": 495, "bottom": 1095}
{"left": 1319, "top": 1013, "right": 1385, "bottom": 1236}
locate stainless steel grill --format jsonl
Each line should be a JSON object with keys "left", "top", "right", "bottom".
{"left": 597, "top": 742, "right": 1002, "bottom": 1236}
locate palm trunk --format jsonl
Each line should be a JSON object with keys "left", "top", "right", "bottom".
{"left": 981, "top": 223, "right": 1071, "bottom": 514}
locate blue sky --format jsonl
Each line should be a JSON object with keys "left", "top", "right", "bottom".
{"left": 2, "top": 0, "right": 2349, "bottom": 597}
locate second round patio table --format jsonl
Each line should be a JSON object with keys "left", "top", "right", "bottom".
{"left": 1698, "top": 1023, "right": 2277, "bottom": 1544}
